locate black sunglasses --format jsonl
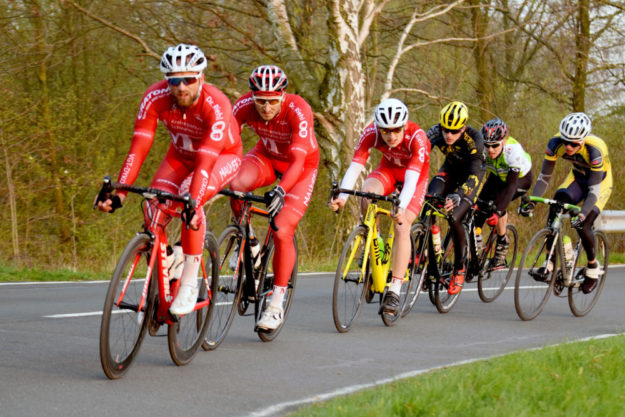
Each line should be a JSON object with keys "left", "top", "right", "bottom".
{"left": 442, "top": 127, "right": 462, "bottom": 135}
{"left": 564, "top": 142, "right": 582, "bottom": 148}
{"left": 484, "top": 143, "right": 501, "bottom": 149}
{"left": 166, "top": 75, "right": 200, "bottom": 86}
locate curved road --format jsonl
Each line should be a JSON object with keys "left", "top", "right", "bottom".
{"left": 1, "top": 267, "right": 624, "bottom": 417}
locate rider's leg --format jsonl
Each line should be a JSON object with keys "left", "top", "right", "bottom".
{"left": 229, "top": 149, "right": 276, "bottom": 219}
{"left": 267, "top": 168, "right": 318, "bottom": 309}
{"left": 172, "top": 153, "right": 241, "bottom": 314}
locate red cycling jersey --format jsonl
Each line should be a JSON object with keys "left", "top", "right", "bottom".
{"left": 117, "top": 80, "right": 242, "bottom": 205}
{"left": 353, "top": 121, "right": 430, "bottom": 172}
{"left": 351, "top": 121, "right": 430, "bottom": 214}
{"left": 115, "top": 80, "right": 242, "bottom": 255}
{"left": 233, "top": 92, "right": 319, "bottom": 191}
{"left": 231, "top": 92, "right": 319, "bottom": 288}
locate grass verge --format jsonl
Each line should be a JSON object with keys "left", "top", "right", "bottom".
{"left": 288, "top": 335, "right": 625, "bottom": 417}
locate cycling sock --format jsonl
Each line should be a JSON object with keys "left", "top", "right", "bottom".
{"left": 180, "top": 254, "right": 201, "bottom": 289}
{"left": 269, "top": 285, "right": 287, "bottom": 309}
{"left": 389, "top": 276, "right": 403, "bottom": 294}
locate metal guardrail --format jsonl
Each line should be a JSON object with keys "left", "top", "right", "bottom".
{"left": 595, "top": 210, "right": 625, "bottom": 232}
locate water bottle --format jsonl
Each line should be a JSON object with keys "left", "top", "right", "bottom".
{"left": 249, "top": 237, "right": 261, "bottom": 268}
{"left": 563, "top": 235, "right": 574, "bottom": 271}
{"left": 431, "top": 225, "right": 442, "bottom": 255}
{"left": 475, "top": 227, "right": 483, "bottom": 252}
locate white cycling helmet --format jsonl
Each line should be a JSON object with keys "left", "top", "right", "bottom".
{"left": 160, "top": 44, "right": 207, "bottom": 74}
{"left": 374, "top": 98, "right": 409, "bottom": 129}
{"left": 248, "top": 65, "right": 288, "bottom": 93}
{"left": 559, "top": 112, "right": 591, "bottom": 143}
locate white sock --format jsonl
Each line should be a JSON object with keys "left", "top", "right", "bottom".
{"left": 389, "top": 276, "right": 403, "bottom": 294}
{"left": 180, "top": 254, "right": 201, "bottom": 289}
{"left": 269, "top": 285, "right": 287, "bottom": 309}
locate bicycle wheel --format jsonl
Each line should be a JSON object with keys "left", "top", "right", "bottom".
{"left": 401, "top": 223, "right": 427, "bottom": 317}
{"left": 203, "top": 225, "right": 243, "bottom": 351}
{"left": 168, "top": 233, "right": 217, "bottom": 365}
{"left": 100, "top": 233, "right": 155, "bottom": 379}
{"left": 332, "top": 226, "right": 370, "bottom": 332}
{"left": 568, "top": 231, "right": 609, "bottom": 317}
{"left": 257, "top": 236, "right": 298, "bottom": 342}
{"left": 514, "top": 228, "right": 557, "bottom": 321}
{"left": 434, "top": 226, "right": 466, "bottom": 313}
{"left": 478, "top": 224, "right": 518, "bottom": 303}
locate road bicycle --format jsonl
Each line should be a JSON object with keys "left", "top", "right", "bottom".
{"left": 203, "top": 188, "right": 297, "bottom": 346}
{"left": 463, "top": 199, "right": 518, "bottom": 303}
{"left": 96, "top": 176, "right": 218, "bottom": 379}
{"left": 329, "top": 183, "right": 416, "bottom": 332}
{"left": 403, "top": 195, "right": 518, "bottom": 315}
{"left": 514, "top": 196, "right": 609, "bottom": 321}
{"left": 400, "top": 194, "right": 449, "bottom": 316}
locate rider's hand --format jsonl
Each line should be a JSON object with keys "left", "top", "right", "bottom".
{"left": 426, "top": 124, "right": 441, "bottom": 140}
{"left": 571, "top": 213, "right": 586, "bottom": 229}
{"left": 445, "top": 193, "right": 461, "bottom": 212}
{"left": 328, "top": 197, "right": 346, "bottom": 212}
{"left": 486, "top": 213, "right": 499, "bottom": 227}
{"left": 265, "top": 185, "right": 286, "bottom": 218}
{"left": 95, "top": 193, "right": 123, "bottom": 213}
{"left": 518, "top": 201, "right": 535, "bottom": 217}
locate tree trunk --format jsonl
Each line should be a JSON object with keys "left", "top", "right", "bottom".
{"left": 572, "top": 0, "right": 590, "bottom": 111}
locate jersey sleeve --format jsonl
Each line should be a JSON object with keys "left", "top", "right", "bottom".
{"left": 116, "top": 84, "right": 165, "bottom": 196}
{"left": 277, "top": 97, "right": 317, "bottom": 192}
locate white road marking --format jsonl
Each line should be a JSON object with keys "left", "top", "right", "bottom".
{"left": 249, "top": 333, "right": 624, "bottom": 417}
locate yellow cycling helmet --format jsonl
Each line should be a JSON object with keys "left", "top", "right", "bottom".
{"left": 439, "top": 101, "right": 468, "bottom": 130}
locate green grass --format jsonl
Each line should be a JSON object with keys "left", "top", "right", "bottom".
{"left": 288, "top": 335, "right": 625, "bottom": 417}
{"left": 0, "top": 264, "right": 105, "bottom": 282}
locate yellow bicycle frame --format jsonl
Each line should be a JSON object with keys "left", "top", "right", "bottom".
{"left": 342, "top": 200, "right": 407, "bottom": 294}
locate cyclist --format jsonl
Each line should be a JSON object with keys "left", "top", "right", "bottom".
{"left": 426, "top": 101, "right": 486, "bottom": 295}
{"left": 230, "top": 65, "right": 319, "bottom": 330}
{"left": 95, "top": 44, "right": 242, "bottom": 315}
{"left": 519, "top": 112, "right": 612, "bottom": 294}
{"left": 474, "top": 118, "right": 532, "bottom": 268}
{"left": 328, "top": 98, "right": 431, "bottom": 315}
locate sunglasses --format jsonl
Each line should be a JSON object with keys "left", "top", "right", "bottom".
{"left": 564, "top": 141, "right": 582, "bottom": 149}
{"left": 380, "top": 126, "right": 404, "bottom": 135}
{"left": 484, "top": 143, "right": 501, "bottom": 149}
{"left": 166, "top": 74, "right": 201, "bottom": 86}
{"left": 442, "top": 127, "right": 462, "bottom": 135}
{"left": 253, "top": 98, "right": 282, "bottom": 106}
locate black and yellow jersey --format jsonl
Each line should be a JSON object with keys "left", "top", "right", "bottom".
{"left": 533, "top": 134, "right": 612, "bottom": 215}
{"left": 544, "top": 135, "right": 610, "bottom": 180}
{"left": 427, "top": 124, "right": 485, "bottom": 198}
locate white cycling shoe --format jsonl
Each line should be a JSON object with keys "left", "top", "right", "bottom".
{"left": 257, "top": 306, "right": 284, "bottom": 330}
{"left": 169, "top": 284, "right": 199, "bottom": 316}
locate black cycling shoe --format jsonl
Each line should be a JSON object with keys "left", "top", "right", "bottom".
{"left": 581, "top": 277, "right": 598, "bottom": 294}
{"left": 382, "top": 291, "right": 400, "bottom": 315}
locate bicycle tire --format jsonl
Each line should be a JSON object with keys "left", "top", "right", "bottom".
{"left": 203, "top": 225, "right": 244, "bottom": 351}
{"left": 434, "top": 226, "right": 466, "bottom": 313}
{"left": 100, "top": 233, "right": 154, "bottom": 379}
{"left": 168, "top": 233, "right": 218, "bottom": 365}
{"left": 478, "top": 224, "right": 518, "bottom": 303}
{"left": 401, "top": 223, "right": 427, "bottom": 317}
{"left": 514, "top": 228, "right": 557, "bottom": 321}
{"left": 568, "top": 231, "right": 609, "bottom": 317}
{"left": 256, "top": 235, "right": 298, "bottom": 342}
{"left": 332, "top": 225, "right": 370, "bottom": 333}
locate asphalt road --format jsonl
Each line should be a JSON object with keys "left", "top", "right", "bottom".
{"left": 1, "top": 267, "right": 624, "bottom": 417}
